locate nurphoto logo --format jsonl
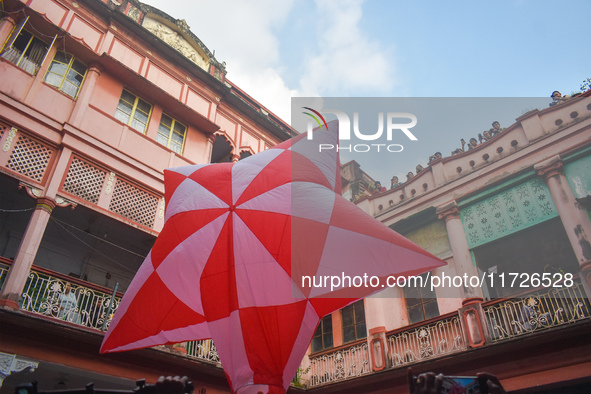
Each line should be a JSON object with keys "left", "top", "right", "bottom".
{"left": 302, "top": 106, "right": 418, "bottom": 153}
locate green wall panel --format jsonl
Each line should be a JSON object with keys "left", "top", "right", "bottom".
{"left": 461, "top": 178, "right": 558, "bottom": 248}
{"left": 565, "top": 154, "right": 591, "bottom": 199}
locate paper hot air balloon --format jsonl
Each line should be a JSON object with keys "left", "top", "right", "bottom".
{"left": 101, "top": 121, "right": 444, "bottom": 393}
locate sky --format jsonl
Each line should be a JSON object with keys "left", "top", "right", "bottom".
{"left": 142, "top": 0, "right": 590, "bottom": 185}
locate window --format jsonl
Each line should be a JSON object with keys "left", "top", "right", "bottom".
{"left": 115, "top": 90, "right": 152, "bottom": 133}
{"left": 157, "top": 114, "right": 186, "bottom": 154}
{"left": 1, "top": 22, "right": 50, "bottom": 75}
{"left": 311, "top": 315, "right": 333, "bottom": 353}
{"left": 44, "top": 51, "right": 87, "bottom": 98}
{"left": 342, "top": 300, "right": 367, "bottom": 343}
{"left": 473, "top": 218, "right": 578, "bottom": 299}
{"left": 404, "top": 273, "right": 439, "bottom": 324}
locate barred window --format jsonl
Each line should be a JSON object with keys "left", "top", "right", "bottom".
{"left": 115, "top": 90, "right": 152, "bottom": 133}
{"left": 157, "top": 114, "right": 186, "bottom": 154}
{"left": 1, "top": 24, "right": 49, "bottom": 75}
{"left": 44, "top": 51, "right": 87, "bottom": 99}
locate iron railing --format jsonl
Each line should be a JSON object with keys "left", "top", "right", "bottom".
{"left": 185, "top": 339, "right": 220, "bottom": 364}
{"left": 303, "top": 278, "right": 591, "bottom": 388}
{"left": 387, "top": 313, "right": 466, "bottom": 367}
{"left": 18, "top": 267, "right": 121, "bottom": 331}
{"left": 483, "top": 278, "right": 591, "bottom": 342}
{"left": 1, "top": 261, "right": 223, "bottom": 366}
{"left": 308, "top": 341, "right": 371, "bottom": 387}
{"left": 3, "top": 261, "right": 591, "bottom": 389}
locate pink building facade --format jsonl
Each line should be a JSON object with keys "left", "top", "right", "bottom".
{"left": 0, "top": 0, "right": 291, "bottom": 391}
{"left": 302, "top": 92, "right": 591, "bottom": 393}
{"left": 1, "top": 0, "right": 591, "bottom": 393}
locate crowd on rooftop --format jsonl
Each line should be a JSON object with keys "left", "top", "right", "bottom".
{"left": 363, "top": 90, "right": 580, "bottom": 199}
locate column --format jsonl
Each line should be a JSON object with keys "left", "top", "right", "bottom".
{"left": 535, "top": 155, "right": 591, "bottom": 295}
{"left": 0, "top": 15, "right": 17, "bottom": 44}
{"left": 437, "top": 201, "right": 489, "bottom": 348}
{"left": 0, "top": 149, "right": 73, "bottom": 309}
{"left": 534, "top": 155, "right": 591, "bottom": 265}
{"left": 436, "top": 201, "right": 484, "bottom": 301}
{"left": 68, "top": 63, "right": 103, "bottom": 127}
{"left": 0, "top": 197, "right": 55, "bottom": 309}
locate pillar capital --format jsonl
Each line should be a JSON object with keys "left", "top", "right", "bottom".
{"left": 534, "top": 155, "right": 564, "bottom": 181}
{"left": 1, "top": 14, "right": 19, "bottom": 25}
{"left": 436, "top": 201, "right": 460, "bottom": 222}
{"left": 36, "top": 197, "right": 56, "bottom": 213}
{"left": 537, "top": 154, "right": 591, "bottom": 265}
{"left": 87, "top": 63, "right": 104, "bottom": 75}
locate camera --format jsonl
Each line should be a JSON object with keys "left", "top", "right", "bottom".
{"left": 413, "top": 375, "right": 489, "bottom": 394}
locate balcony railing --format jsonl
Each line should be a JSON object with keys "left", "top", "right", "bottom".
{"left": 387, "top": 313, "right": 466, "bottom": 367}
{"left": 4, "top": 263, "right": 122, "bottom": 331}
{"left": 3, "top": 260, "right": 591, "bottom": 390}
{"left": 186, "top": 339, "right": 220, "bottom": 364}
{"left": 0, "top": 261, "right": 9, "bottom": 290}
{"left": 0, "top": 260, "right": 222, "bottom": 366}
{"left": 308, "top": 341, "right": 371, "bottom": 388}
{"left": 483, "top": 278, "right": 591, "bottom": 342}
{"left": 302, "top": 278, "right": 591, "bottom": 388}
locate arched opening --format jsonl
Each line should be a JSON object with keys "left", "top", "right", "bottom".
{"left": 239, "top": 151, "right": 252, "bottom": 160}
{"left": 210, "top": 134, "right": 233, "bottom": 163}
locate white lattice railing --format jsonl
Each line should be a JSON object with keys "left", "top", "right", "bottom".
{"left": 1, "top": 126, "right": 55, "bottom": 184}
{"left": 0, "top": 126, "right": 161, "bottom": 230}
{"left": 387, "top": 314, "right": 466, "bottom": 368}
{"left": 62, "top": 156, "right": 107, "bottom": 205}
{"left": 61, "top": 156, "right": 161, "bottom": 229}
{"left": 109, "top": 177, "right": 159, "bottom": 228}
{"left": 61, "top": 156, "right": 160, "bottom": 229}
{"left": 308, "top": 341, "right": 371, "bottom": 387}
{"left": 483, "top": 278, "right": 591, "bottom": 342}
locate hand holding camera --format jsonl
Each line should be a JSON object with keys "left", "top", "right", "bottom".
{"left": 408, "top": 367, "right": 507, "bottom": 394}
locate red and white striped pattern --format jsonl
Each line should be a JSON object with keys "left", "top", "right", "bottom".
{"left": 101, "top": 122, "right": 444, "bottom": 393}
